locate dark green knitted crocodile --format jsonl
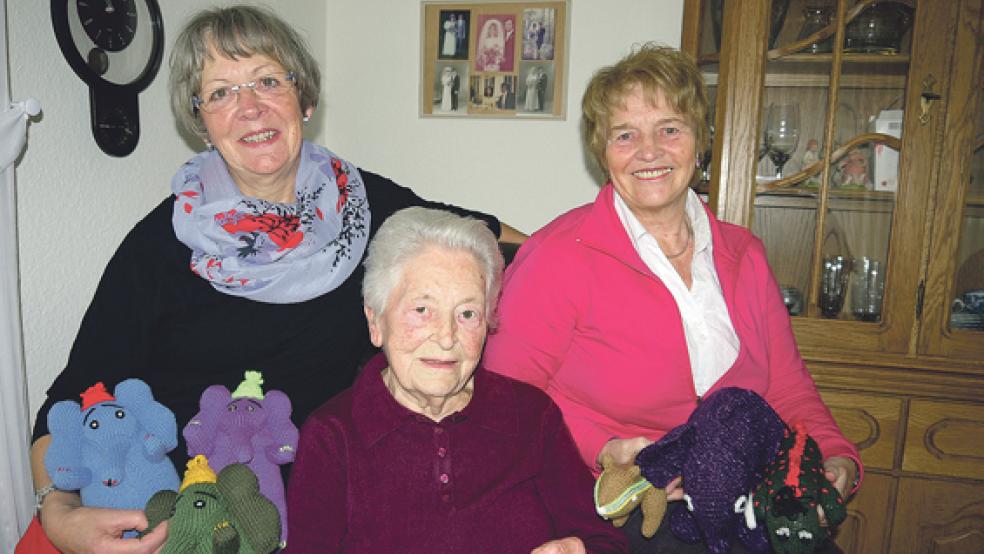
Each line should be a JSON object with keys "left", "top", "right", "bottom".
{"left": 753, "top": 423, "right": 846, "bottom": 554}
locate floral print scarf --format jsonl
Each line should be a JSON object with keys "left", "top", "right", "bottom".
{"left": 171, "top": 141, "right": 370, "bottom": 303}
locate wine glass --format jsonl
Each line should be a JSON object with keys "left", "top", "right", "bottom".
{"left": 765, "top": 104, "right": 800, "bottom": 179}
{"left": 758, "top": 118, "right": 769, "bottom": 162}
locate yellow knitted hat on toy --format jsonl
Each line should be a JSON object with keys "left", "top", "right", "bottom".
{"left": 179, "top": 455, "right": 218, "bottom": 492}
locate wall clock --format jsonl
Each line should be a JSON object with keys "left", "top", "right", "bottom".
{"left": 51, "top": 0, "right": 164, "bottom": 157}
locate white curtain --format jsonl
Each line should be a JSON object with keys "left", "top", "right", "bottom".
{"left": 0, "top": 0, "right": 38, "bottom": 551}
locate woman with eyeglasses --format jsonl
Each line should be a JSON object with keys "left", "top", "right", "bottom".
{"left": 27, "top": 5, "right": 524, "bottom": 553}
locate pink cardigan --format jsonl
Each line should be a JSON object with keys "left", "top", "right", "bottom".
{"left": 484, "top": 185, "right": 861, "bottom": 482}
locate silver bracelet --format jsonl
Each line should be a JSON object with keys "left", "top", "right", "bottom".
{"left": 34, "top": 484, "right": 59, "bottom": 512}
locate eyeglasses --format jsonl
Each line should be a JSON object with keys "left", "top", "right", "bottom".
{"left": 193, "top": 71, "right": 297, "bottom": 114}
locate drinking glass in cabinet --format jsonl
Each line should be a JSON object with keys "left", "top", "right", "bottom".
{"left": 820, "top": 256, "right": 850, "bottom": 318}
{"left": 765, "top": 104, "right": 800, "bottom": 179}
{"left": 781, "top": 285, "right": 804, "bottom": 316}
{"left": 851, "top": 257, "right": 885, "bottom": 322}
{"left": 844, "top": 1, "right": 914, "bottom": 54}
{"left": 797, "top": 6, "right": 833, "bottom": 54}
{"left": 709, "top": 0, "right": 790, "bottom": 51}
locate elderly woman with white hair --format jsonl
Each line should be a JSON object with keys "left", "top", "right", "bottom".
{"left": 284, "top": 207, "right": 627, "bottom": 553}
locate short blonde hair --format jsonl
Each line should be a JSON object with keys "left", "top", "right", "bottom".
{"left": 581, "top": 43, "right": 710, "bottom": 174}
{"left": 169, "top": 5, "right": 321, "bottom": 140}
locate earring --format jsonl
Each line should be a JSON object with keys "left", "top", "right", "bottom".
{"left": 205, "top": 139, "right": 214, "bottom": 151}
{"left": 302, "top": 115, "right": 310, "bottom": 123}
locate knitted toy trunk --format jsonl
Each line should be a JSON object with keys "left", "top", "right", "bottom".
{"left": 635, "top": 387, "right": 786, "bottom": 553}
{"left": 44, "top": 379, "right": 181, "bottom": 510}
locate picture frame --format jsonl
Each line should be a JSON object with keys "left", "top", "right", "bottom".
{"left": 421, "top": 0, "right": 569, "bottom": 119}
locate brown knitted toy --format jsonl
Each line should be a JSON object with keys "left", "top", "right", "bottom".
{"left": 593, "top": 453, "right": 668, "bottom": 538}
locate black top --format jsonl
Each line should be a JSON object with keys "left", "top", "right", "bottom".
{"left": 32, "top": 170, "right": 501, "bottom": 469}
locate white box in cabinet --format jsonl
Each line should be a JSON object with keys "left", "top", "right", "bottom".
{"left": 871, "top": 110, "right": 903, "bottom": 192}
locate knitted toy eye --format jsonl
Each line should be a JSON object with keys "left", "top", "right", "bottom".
{"left": 776, "top": 527, "right": 791, "bottom": 539}
{"left": 227, "top": 404, "right": 237, "bottom": 412}
{"left": 114, "top": 409, "right": 125, "bottom": 419}
{"left": 89, "top": 420, "right": 99, "bottom": 429}
{"left": 246, "top": 404, "right": 255, "bottom": 412}
{"left": 798, "top": 530, "right": 813, "bottom": 540}
{"left": 194, "top": 499, "right": 206, "bottom": 509}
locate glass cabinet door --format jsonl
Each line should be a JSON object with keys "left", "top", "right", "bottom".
{"left": 752, "top": 2, "right": 910, "bottom": 328}
{"left": 684, "top": 0, "right": 959, "bottom": 355}
{"left": 917, "top": 0, "right": 984, "bottom": 361}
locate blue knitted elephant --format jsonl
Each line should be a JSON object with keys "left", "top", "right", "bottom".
{"left": 45, "top": 379, "right": 181, "bottom": 510}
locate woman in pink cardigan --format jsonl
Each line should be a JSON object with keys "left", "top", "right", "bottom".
{"left": 483, "top": 44, "right": 860, "bottom": 552}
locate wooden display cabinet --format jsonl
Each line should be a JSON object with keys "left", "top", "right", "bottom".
{"left": 681, "top": 0, "right": 984, "bottom": 552}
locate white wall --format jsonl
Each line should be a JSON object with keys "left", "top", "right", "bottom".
{"left": 318, "top": 0, "right": 682, "bottom": 234}
{"left": 10, "top": 0, "right": 682, "bottom": 424}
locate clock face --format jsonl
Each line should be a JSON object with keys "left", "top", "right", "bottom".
{"left": 52, "top": 0, "right": 162, "bottom": 88}
{"left": 77, "top": 0, "right": 138, "bottom": 52}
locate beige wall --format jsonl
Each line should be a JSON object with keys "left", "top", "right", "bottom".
{"left": 9, "top": 0, "right": 681, "bottom": 423}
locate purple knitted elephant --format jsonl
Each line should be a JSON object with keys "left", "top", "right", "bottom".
{"left": 635, "top": 387, "right": 786, "bottom": 554}
{"left": 183, "top": 371, "right": 299, "bottom": 546}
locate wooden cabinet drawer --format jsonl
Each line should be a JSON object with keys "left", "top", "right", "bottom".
{"left": 890, "top": 476, "right": 984, "bottom": 553}
{"left": 903, "top": 399, "right": 984, "bottom": 480}
{"left": 831, "top": 472, "right": 895, "bottom": 554}
{"left": 818, "top": 389, "right": 901, "bottom": 470}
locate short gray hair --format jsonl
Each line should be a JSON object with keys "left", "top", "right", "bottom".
{"left": 169, "top": 4, "right": 322, "bottom": 139}
{"left": 363, "top": 207, "right": 504, "bottom": 326}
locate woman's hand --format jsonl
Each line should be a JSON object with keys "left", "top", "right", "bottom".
{"left": 664, "top": 475, "right": 685, "bottom": 502}
{"left": 41, "top": 492, "right": 167, "bottom": 554}
{"left": 823, "top": 455, "right": 858, "bottom": 500}
{"left": 596, "top": 436, "right": 654, "bottom": 467}
{"left": 531, "top": 536, "right": 586, "bottom": 554}
{"left": 816, "top": 455, "right": 858, "bottom": 527}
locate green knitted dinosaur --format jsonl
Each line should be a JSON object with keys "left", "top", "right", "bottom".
{"left": 144, "top": 455, "right": 281, "bottom": 554}
{"left": 753, "top": 423, "right": 847, "bottom": 554}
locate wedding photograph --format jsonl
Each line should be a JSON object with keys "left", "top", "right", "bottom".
{"left": 437, "top": 9, "right": 470, "bottom": 60}
{"left": 474, "top": 14, "right": 516, "bottom": 72}
{"left": 522, "top": 7, "right": 556, "bottom": 60}
{"left": 432, "top": 61, "right": 468, "bottom": 115}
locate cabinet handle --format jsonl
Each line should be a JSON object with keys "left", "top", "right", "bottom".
{"left": 920, "top": 75, "right": 941, "bottom": 125}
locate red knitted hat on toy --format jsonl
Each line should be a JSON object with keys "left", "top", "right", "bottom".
{"left": 80, "top": 382, "right": 115, "bottom": 410}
